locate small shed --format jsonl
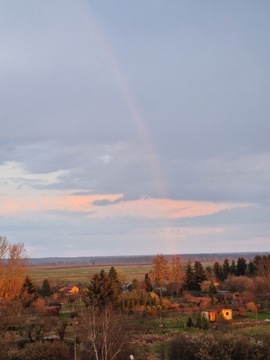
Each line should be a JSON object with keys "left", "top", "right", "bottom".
{"left": 202, "top": 308, "right": 233, "bottom": 322}
{"left": 202, "top": 309, "right": 219, "bottom": 322}
{"left": 221, "top": 308, "right": 233, "bottom": 320}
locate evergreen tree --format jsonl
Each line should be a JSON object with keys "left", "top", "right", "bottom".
{"left": 20, "top": 276, "right": 38, "bottom": 308}
{"left": 236, "top": 257, "right": 247, "bottom": 276}
{"left": 193, "top": 261, "right": 206, "bottom": 291}
{"left": 41, "top": 279, "right": 52, "bottom": 297}
{"left": 184, "top": 261, "right": 195, "bottom": 291}
{"left": 229, "top": 260, "right": 237, "bottom": 275}
{"left": 247, "top": 260, "right": 257, "bottom": 277}
{"left": 205, "top": 266, "right": 214, "bottom": 280}
{"left": 213, "top": 262, "right": 224, "bottom": 282}
{"left": 144, "top": 273, "right": 153, "bottom": 292}
{"left": 108, "top": 266, "right": 122, "bottom": 302}
{"left": 84, "top": 268, "right": 121, "bottom": 311}
{"left": 222, "top": 258, "right": 230, "bottom": 280}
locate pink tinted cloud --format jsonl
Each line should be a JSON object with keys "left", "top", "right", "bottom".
{"left": 0, "top": 192, "right": 245, "bottom": 219}
{"left": 92, "top": 198, "right": 245, "bottom": 219}
{"left": 0, "top": 193, "right": 122, "bottom": 214}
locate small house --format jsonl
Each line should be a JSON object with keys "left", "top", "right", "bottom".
{"left": 221, "top": 308, "right": 233, "bottom": 320}
{"left": 202, "top": 308, "right": 233, "bottom": 322}
{"left": 59, "top": 285, "right": 80, "bottom": 295}
{"left": 201, "top": 309, "right": 219, "bottom": 322}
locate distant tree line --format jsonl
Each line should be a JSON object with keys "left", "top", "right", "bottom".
{"left": 146, "top": 254, "right": 270, "bottom": 293}
{"left": 211, "top": 255, "right": 270, "bottom": 282}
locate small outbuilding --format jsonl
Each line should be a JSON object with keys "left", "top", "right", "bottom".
{"left": 202, "top": 308, "right": 233, "bottom": 322}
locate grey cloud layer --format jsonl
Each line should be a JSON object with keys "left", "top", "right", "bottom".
{"left": 1, "top": 0, "right": 270, "bottom": 255}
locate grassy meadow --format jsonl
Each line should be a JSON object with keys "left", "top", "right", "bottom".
{"left": 27, "top": 263, "right": 152, "bottom": 287}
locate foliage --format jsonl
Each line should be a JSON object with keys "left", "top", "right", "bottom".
{"left": 184, "top": 260, "right": 206, "bottom": 291}
{"left": 0, "top": 235, "right": 27, "bottom": 300}
{"left": 254, "top": 255, "right": 270, "bottom": 278}
{"left": 185, "top": 316, "right": 194, "bottom": 328}
{"left": 41, "top": 279, "right": 52, "bottom": 297}
{"left": 236, "top": 257, "right": 247, "bottom": 276}
{"left": 10, "top": 341, "right": 72, "bottom": 360}
{"left": 193, "top": 261, "right": 206, "bottom": 290}
{"left": 208, "top": 281, "right": 217, "bottom": 296}
{"left": 167, "top": 332, "right": 270, "bottom": 360}
{"left": 229, "top": 260, "right": 237, "bottom": 276}
{"left": 81, "top": 267, "right": 130, "bottom": 360}
{"left": 247, "top": 259, "right": 257, "bottom": 276}
{"left": 222, "top": 258, "right": 230, "bottom": 279}
{"left": 213, "top": 261, "right": 224, "bottom": 282}
{"left": 223, "top": 275, "right": 254, "bottom": 293}
{"left": 19, "top": 316, "right": 45, "bottom": 343}
{"left": 20, "top": 276, "right": 38, "bottom": 308}
{"left": 144, "top": 273, "right": 153, "bottom": 292}
{"left": 170, "top": 256, "right": 184, "bottom": 296}
{"left": 150, "top": 254, "right": 170, "bottom": 296}
{"left": 184, "top": 260, "right": 195, "bottom": 291}
{"left": 56, "top": 320, "right": 68, "bottom": 340}
{"left": 84, "top": 267, "right": 122, "bottom": 310}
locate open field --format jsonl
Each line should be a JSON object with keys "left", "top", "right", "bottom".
{"left": 27, "top": 252, "right": 269, "bottom": 286}
{"left": 27, "top": 263, "right": 152, "bottom": 286}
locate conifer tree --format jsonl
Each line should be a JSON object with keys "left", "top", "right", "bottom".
{"left": 184, "top": 260, "right": 195, "bottom": 291}
{"left": 193, "top": 261, "right": 206, "bottom": 291}
{"left": 84, "top": 268, "right": 121, "bottom": 311}
{"left": 229, "top": 260, "right": 237, "bottom": 275}
{"left": 236, "top": 257, "right": 247, "bottom": 276}
{"left": 247, "top": 260, "right": 257, "bottom": 277}
{"left": 144, "top": 273, "right": 153, "bottom": 292}
{"left": 20, "top": 276, "right": 38, "bottom": 308}
{"left": 213, "top": 261, "right": 224, "bottom": 282}
{"left": 41, "top": 279, "right": 52, "bottom": 297}
{"left": 222, "top": 258, "right": 230, "bottom": 280}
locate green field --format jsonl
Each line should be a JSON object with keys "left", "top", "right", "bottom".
{"left": 27, "top": 263, "right": 152, "bottom": 286}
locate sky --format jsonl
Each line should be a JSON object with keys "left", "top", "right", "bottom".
{"left": 1, "top": 1, "right": 270, "bottom": 258}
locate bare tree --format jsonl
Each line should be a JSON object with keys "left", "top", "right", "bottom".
{"left": 80, "top": 304, "right": 128, "bottom": 360}
{"left": 254, "top": 255, "right": 270, "bottom": 278}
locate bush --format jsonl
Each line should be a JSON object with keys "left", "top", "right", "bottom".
{"left": 186, "top": 316, "right": 194, "bottom": 328}
{"left": 9, "top": 341, "right": 72, "bottom": 360}
{"left": 166, "top": 332, "right": 270, "bottom": 360}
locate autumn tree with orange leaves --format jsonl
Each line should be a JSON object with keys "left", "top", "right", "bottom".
{"left": 0, "top": 235, "right": 27, "bottom": 300}
{"left": 150, "top": 254, "right": 170, "bottom": 297}
{"left": 170, "top": 256, "right": 184, "bottom": 297}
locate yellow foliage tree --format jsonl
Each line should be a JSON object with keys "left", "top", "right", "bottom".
{"left": 0, "top": 235, "right": 27, "bottom": 300}
{"left": 150, "top": 254, "right": 170, "bottom": 297}
{"left": 170, "top": 256, "right": 184, "bottom": 296}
